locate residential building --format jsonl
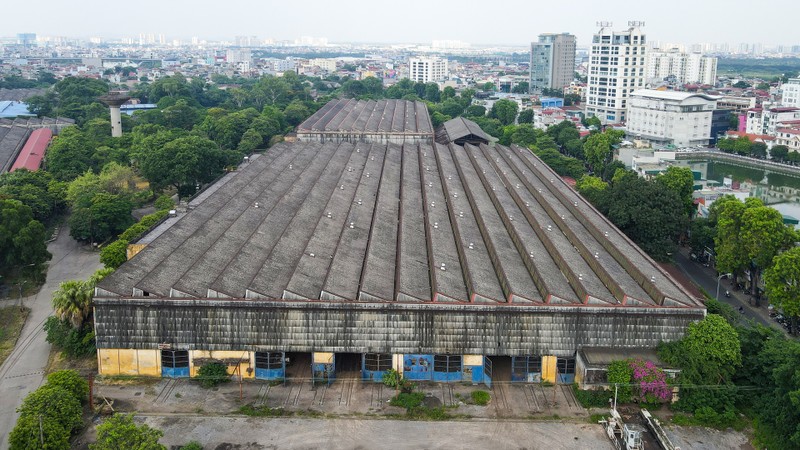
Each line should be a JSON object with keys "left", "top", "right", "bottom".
{"left": 645, "top": 49, "right": 717, "bottom": 85}
{"left": 775, "top": 127, "right": 800, "bottom": 152}
{"left": 716, "top": 96, "right": 757, "bottom": 113}
{"left": 781, "top": 78, "right": 800, "bottom": 108}
{"left": 585, "top": 22, "right": 647, "bottom": 124}
{"left": 408, "top": 57, "right": 448, "bottom": 83}
{"left": 309, "top": 58, "right": 337, "bottom": 72}
{"left": 746, "top": 106, "right": 800, "bottom": 135}
{"left": 530, "top": 33, "right": 577, "bottom": 93}
{"left": 625, "top": 89, "right": 719, "bottom": 147}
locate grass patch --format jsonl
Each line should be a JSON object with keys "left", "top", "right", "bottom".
{"left": 0, "top": 306, "right": 29, "bottom": 367}
{"left": 471, "top": 390, "right": 491, "bottom": 406}
{"left": 239, "top": 404, "right": 288, "bottom": 417}
{"left": 406, "top": 406, "right": 452, "bottom": 421}
{"left": 589, "top": 413, "right": 606, "bottom": 423}
{"left": 45, "top": 346, "right": 97, "bottom": 375}
{"left": 390, "top": 392, "right": 425, "bottom": 409}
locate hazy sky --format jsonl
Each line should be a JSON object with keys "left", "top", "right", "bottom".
{"left": 6, "top": 0, "right": 800, "bottom": 47}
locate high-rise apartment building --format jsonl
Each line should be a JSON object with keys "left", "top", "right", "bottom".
{"left": 781, "top": 78, "right": 800, "bottom": 108}
{"left": 529, "top": 33, "right": 576, "bottom": 93}
{"left": 646, "top": 49, "right": 717, "bottom": 85}
{"left": 585, "top": 22, "right": 647, "bottom": 124}
{"left": 408, "top": 57, "right": 449, "bottom": 83}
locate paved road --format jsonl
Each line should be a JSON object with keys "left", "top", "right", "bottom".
{"left": 672, "top": 248, "right": 777, "bottom": 329}
{"left": 0, "top": 226, "right": 102, "bottom": 450}
{"left": 129, "top": 416, "right": 614, "bottom": 450}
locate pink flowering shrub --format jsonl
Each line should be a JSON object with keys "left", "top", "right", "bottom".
{"left": 629, "top": 359, "right": 671, "bottom": 404}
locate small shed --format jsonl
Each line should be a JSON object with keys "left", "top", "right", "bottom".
{"left": 575, "top": 346, "right": 679, "bottom": 390}
{"left": 435, "top": 117, "right": 491, "bottom": 146}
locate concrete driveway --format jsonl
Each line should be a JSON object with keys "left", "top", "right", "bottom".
{"left": 0, "top": 226, "right": 102, "bottom": 450}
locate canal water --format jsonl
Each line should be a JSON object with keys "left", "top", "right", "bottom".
{"left": 678, "top": 159, "right": 800, "bottom": 222}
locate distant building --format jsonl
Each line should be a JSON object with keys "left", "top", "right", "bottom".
{"left": 272, "top": 59, "right": 296, "bottom": 73}
{"left": 309, "top": 58, "right": 337, "bottom": 72}
{"left": 781, "top": 78, "right": 800, "bottom": 108}
{"left": 408, "top": 57, "right": 448, "bottom": 83}
{"left": 746, "top": 106, "right": 800, "bottom": 135}
{"left": 716, "top": 96, "right": 757, "bottom": 113}
{"left": 775, "top": 127, "right": 800, "bottom": 152}
{"left": 585, "top": 22, "right": 647, "bottom": 124}
{"left": 645, "top": 49, "right": 717, "bottom": 85}
{"left": 16, "top": 33, "right": 36, "bottom": 46}
{"left": 529, "top": 33, "right": 576, "bottom": 93}
{"left": 626, "top": 89, "right": 719, "bottom": 147}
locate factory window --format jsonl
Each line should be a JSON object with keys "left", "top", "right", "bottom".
{"left": 557, "top": 357, "right": 576, "bottom": 375}
{"left": 255, "top": 352, "right": 283, "bottom": 369}
{"left": 513, "top": 356, "right": 542, "bottom": 373}
{"left": 364, "top": 353, "right": 392, "bottom": 372}
{"left": 161, "top": 350, "right": 189, "bottom": 368}
{"left": 434, "top": 355, "right": 462, "bottom": 372}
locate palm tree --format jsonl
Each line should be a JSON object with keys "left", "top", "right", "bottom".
{"left": 51, "top": 280, "right": 92, "bottom": 328}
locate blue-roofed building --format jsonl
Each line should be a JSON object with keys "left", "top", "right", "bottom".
{"left": 540, "top": 97, "right": 564, "bottom": 109}
{"left": 0, "top": 101, "right": 34, "bottom": 118}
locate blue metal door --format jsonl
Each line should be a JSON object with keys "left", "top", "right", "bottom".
{"left": 483, "top": 356, "right": 492, "bottom": 388}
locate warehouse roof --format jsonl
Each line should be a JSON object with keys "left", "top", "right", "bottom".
{"left": 435, "top": 117, "right": 491, "bottom": 146}
{"left": 296, "top": 99, "right": 433, "bottom": 136}
{"left": 10, "top": 128, "right": 51, "bottom": 171}
{"left": 98, "top": 140, "right": 701, "bottom": 310}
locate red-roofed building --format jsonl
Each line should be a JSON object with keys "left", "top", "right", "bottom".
{"left": 11, "top": 128, "right": 52, "bottom": 172}
{"left": 775, "top": 127, "right": 800, "bottom": 152}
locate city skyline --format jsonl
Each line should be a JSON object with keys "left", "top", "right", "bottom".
{"left": 4, "top": 0, "right": 800, "bottom": 47}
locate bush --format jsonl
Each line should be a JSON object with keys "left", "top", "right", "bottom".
{"left": 154, "top": 194, "right": 174, "bottom": 211}
{"left": 390, "top": 392, "right": 425, "bottom": 409}
{"left": 471, "top": 390, "right": 491, "bottom": 406}
{"left": 44, "top": 316, "right": 96, "bottom": 357}
{"left": 90, "top": 413, "right": 166, "bottom": 450}
{"left": 196, "top": 362, "right": 230, "bottom": 388}
{"left": 572, "top": 384, "right": 613, "bottom": 408}
{"left": 607, "top": 360, "right": 633, "bottom": 403}
{"left": 46, "top": 370, "right": 89, "bottom": 403}
{"left": 99, "top": 239, "right": 129, "bottom": 269}
{"left": 17, "top": 385, "right": 83, "bottom": 433}
{"left": 180, "top": 442, "right": 203, "bottom": 450}
{"left": 381, "top": 368, "right": 415, "bottom": 393}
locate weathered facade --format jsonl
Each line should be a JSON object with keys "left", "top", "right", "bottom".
{"left": 94, "top": 103, "right": 704, "bottom": 384}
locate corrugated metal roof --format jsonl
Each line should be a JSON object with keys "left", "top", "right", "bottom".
{"left": 98, "top": 139, "right": 702, "bottom": 311}
{"left": 435, "top": 117, "right": 491, "bottom": 145}
{"left": 296, "top": 99, "right": 433, "bottom": 136}
{"left": 10, "top": 128, "right": 51, "bottom": 172}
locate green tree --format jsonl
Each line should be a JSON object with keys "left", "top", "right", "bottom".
{"left": 511, "top": 81, "right": 529, "bottom": 94}
{"left": 441, "top": 86, "right": 456, "bottom": 101}
{"left": 424, "top": 83, "right": 440, "bottom": 103}
{"left": 482, "top": 82, "right": 495, "bottom": 92}
{"left": 716, "top": 137, "right": 735, "bottom": 153}
{"left": 17, "top": 385, "right": 83, "bottom": 433}
{"left": 509, "top": 124, "right": 541, "bottom": 147}
{"left": 770, "top": 144, "right": 789, "bottom": 162}
{"left": 99, "top": 240, "right": 129, "bottom": 269}
{"left": 733, "top": 136, "right": 752, "bottom": 156}
{"left": 751, "top": 141, "right": 768, "bottom": 159}
{"left": 712, "top": 195, "right": 749, "bottom": 280}
{"left": 583, "top": 132, "right": 613, "bottom": 175}
{"left": 681, "top": 314, "right": 742, "bottom": 383}
{"left": 438, "top": 98, "right": 464, "bottom": 118}
{"left": 575, "top": 175, "right": 608, "bottom": 208}
{"left": 517, "top": 109, "right": 533, "bottom": 124}
{"left": 765, "top": 247, "right": 800, "bottom": 333}
{"left": 604, "top": 175, "right": 686, "bottom": 260}
{"left": 689, "top": 217, "right": 716, "bottom": 256}
{"left": 52, "top": 279, "right": 93, "bottom": 328}
{"left": 283, "top": 100, "right": 311, "bottom": 127}
{"left": 91, "top": 414, "right": 166, "bottom": 450}
{"left": 740, "top": 204, "right": 796, "bottom": 303}
{"left": 656, "top": 166, "right": 695, "bottom": 217}
{"left": 582, "top": 115, "right": 601, "bottom": 129}
{"left": 46, "top": 370, "right": 89, "bottom": 403}
{"left": 464, "top": 104, "right": 486, "bottom": 118}
{"left": 0, "top": 169, "right": 66, "bottom": 222}
{"left": 237, "top": 128, "right": 263, "bottom": 153}
{"left": 490, "top": 99, "right": 519, "bottom": 126}
{"left": 0, "top": 199, "right": 51, "bottom": 272}
{"left": 8, "top": 414, "right": 69, "bottom": 450}
{"left": 137, "top": 135, "right": 229, "bottom": 197}
{"left": 45, "top": 127, "right": 96, "bottom": 181}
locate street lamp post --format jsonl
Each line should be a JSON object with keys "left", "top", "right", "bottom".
{"left": 716, "top": 273, "right": 733, "bottom": 301}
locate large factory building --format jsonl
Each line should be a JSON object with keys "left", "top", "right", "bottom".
{"left": 93, "top": 100, "right": 704, "bottom": 385}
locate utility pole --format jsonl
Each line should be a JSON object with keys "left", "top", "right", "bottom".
{"left": 39, "top": 414, "right": 44, "bottom": 445}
